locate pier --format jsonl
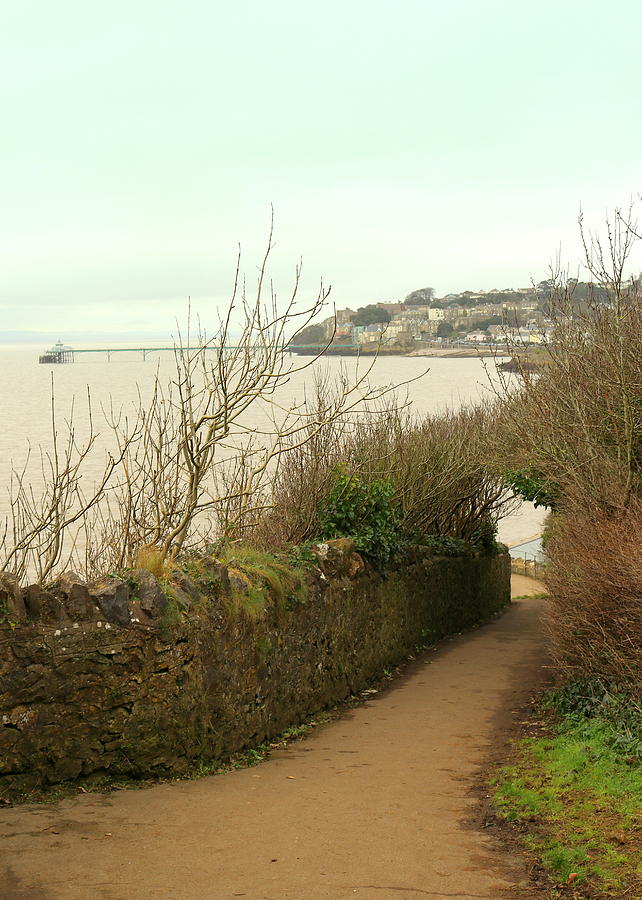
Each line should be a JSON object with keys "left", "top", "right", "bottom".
{"left": 38, "top": 341, "right": 75, "bottom": 364}
{"left": 38, "top": 344, "right": 349, "bottom": 363}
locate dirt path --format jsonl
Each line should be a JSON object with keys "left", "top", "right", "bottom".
{"left": 0, "top": 578, "right": 548, "bottom": 900}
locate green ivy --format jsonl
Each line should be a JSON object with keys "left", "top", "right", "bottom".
{"left": 317, "top": 468, "right": 403, "bottom": 569}
{"left": 421, "top": 535, "right": 475, "bottom": 557}
{"left": 504, "top": 465, "right": 559, "bottom": 509}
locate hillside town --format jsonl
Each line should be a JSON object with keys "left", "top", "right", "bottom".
{"left": 295, "top": 282, "right": 565, "bottom": 351}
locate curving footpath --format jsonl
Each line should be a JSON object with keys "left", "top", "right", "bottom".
{"left": 0, "top": 577, "right": 548, "bottom": 900}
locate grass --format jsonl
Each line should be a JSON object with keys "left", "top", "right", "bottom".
{"left": 134, "top": 544, "right": 173, "bottom": 579}
{"left": 154, "top": 544, "right": 310, "bottom": 625}
{"left": 492, "top": 708, "right": 642, "bottom": 897}
{"left": 216, "top": 543, "right": 308, "bottom": 617}
{"left": 157, "top": 582, "right": 182, "bottom": 636}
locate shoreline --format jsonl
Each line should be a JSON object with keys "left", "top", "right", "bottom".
{"left": 292, "top": 345, "right": 510, "bottom": 359}
{"left": 291, "top": 346, "right": 548, "bottom": 368}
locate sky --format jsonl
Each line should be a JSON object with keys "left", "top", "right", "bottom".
{"left": 1, "top": 0, "right": 641, "bottom": 336}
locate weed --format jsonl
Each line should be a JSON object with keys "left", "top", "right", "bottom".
{"left": 174, "top": 556, "right": 224, "bottom": 599}
{"left": 540, "top": 841, "right": 588, "bottom": 883}
{"left": 544, "top": 679, "right": 642, "bottom": 762}
{"left": 135, "top": 545, "right": 172, "bottom": 580}
{"left": 0, "top": 598, "right": 14, "bottom": 626}
{"left": 493, "top": 774, "right": 545, "bottom": 821}
{"left": 280, "top": 723, "right": 311, "bottom": 740}
{"left": 255, "top": 635, "right": 273, "bottom": 659}
{"left": 217, "top": 544, "right": 307, "bottom": 617}
{"left": 241, "top": 583, "right": 269, "bottom": 619}
{"left": 287, "top": 541, "right": 320, "bottom": 570}
{"left": 125, "top": 572, "right": 139, "bottom": 595}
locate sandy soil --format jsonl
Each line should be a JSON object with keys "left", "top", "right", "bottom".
{"left": 0, "top": 577, "right": 548, "bottom": 900}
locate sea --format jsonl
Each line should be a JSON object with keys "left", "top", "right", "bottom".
{"left": 0, "top": 342, "right": 545, "bottom": 554}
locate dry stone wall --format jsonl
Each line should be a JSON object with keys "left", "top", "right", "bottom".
{"left": 0, "top": 541, "right": 510, "bottom": 798}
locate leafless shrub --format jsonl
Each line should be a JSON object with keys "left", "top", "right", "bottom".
{"left": 490, "top": 204, "right": 642, "bottom": 516}
{"left": 354, "top": 404, "right": 513, "bottom": 542}
{"left": 1, "top": 378, "right": 134, "bottom": 583}
{"left": 251, "top": 397, "right": 514, "bottom": 550}
{"left": 544, "top": 500, "right": 642, "bottom": 688}
{"left": 491, "top": 202, "right": 642, "bottom": 686}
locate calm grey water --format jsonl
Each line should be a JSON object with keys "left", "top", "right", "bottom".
{"left": 0, "top": 343, "right": 544, "bottom": 548}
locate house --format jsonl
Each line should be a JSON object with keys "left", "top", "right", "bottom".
{"left": 335, "top": 323, "right": 354, "bottom": 338}
{"left": 383, "top": 322, "right": 415, "bottom": 345}
{"left": 494, "top": 325, "right": 553, "bottom": 345}
{"left": 355, "top": 324, "right": 385, "bottom": 345}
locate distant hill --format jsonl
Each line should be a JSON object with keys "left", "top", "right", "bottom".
{"left": 0, "top": 330, "right": 173, "bottom": 345}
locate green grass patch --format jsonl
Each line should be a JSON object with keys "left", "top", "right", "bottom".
{"left": 216, "top": 543, "right": 309, "bottom": 618}
{"left": 492, "top": 704, "right": 642, "bottom": 896}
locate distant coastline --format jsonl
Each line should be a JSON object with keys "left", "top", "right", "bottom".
{"left": 290, "top": 343, "right": 509, "bottom": 359}
{"left": 290, "top": 343, "right": 547, "bottom": 371}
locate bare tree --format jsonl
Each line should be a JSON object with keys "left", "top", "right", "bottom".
{"left": 93, "top": 227, "right": 412, "bottom": 571}
{"left": 1, "top": 224, "right": 410, "bottom": 582}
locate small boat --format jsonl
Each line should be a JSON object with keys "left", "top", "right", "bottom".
{"left": 38, "top": 340, "right": 74, "bottom": 364}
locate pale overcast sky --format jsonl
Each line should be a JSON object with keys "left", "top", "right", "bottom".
{"left": 1, "top": 0, "right": 641, "bottom": 334}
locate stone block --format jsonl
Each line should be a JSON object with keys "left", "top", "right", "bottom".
{"left": 0, "top": 573, "right": 26, "bottom": 623}
{"left": 88, "top": 576, "right": 131, "bottom": 626}
{"left": 24, "top": 584, "right": 66, "bottom": 622}
{"left": 312, "top": 538, "right": 361, "bottom": 578}
{"left": 51, "top": 572, "right": 96, "bottom": 621}
{"left": 132, "top": 569, "right": 167, "bottom": 619}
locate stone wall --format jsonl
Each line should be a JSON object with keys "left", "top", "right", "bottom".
{"left": 0, "top": 542, "right": 510, "bottom": 798}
